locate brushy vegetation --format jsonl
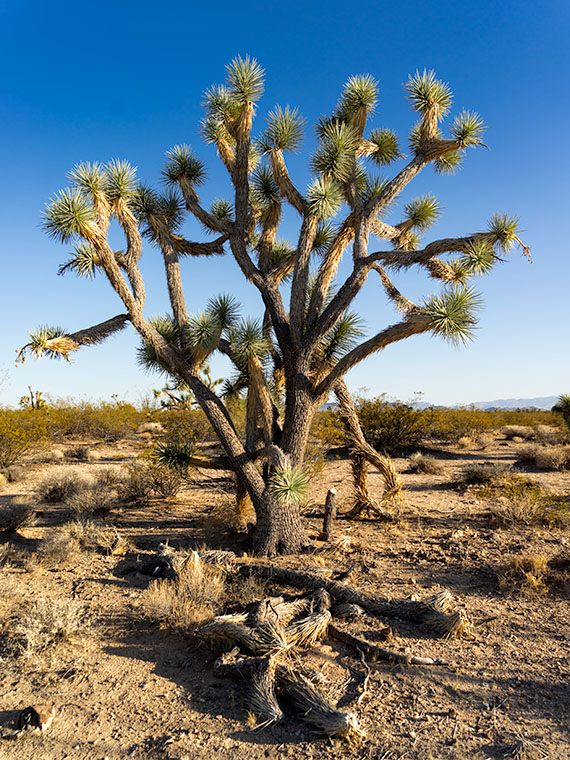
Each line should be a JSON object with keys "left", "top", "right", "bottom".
{"left": 408, "top": 452, "right": 443, "bottom": 474}
{"left": 517, "top": 443, "right": 570, "bottom": 471}
{"left": 14, "top": 597, "right": 90, "bottom": 657}
{"left": 0, "top": 408, "right": 48, "bottom": 467}
{"left": 37, "top": 467, "right": 96, "bottom": 503}
{"left": 142, "top": 552, "right": 225, "bottom": 629}
{"left": 460, "top": 462, "right": 514, "bottom": 485}
{"left": 498, "top": 554, "right": 549, "bottom": 596}
{"left": 477, "top": 476, "right": 568, "bottom": 526}
{"left": 0, "top": 500, "right": 37, "bottom": 535}
{"left": 121, "top": 459, "right": 185, "bottom": 502}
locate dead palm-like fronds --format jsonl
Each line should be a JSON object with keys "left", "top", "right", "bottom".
{"left": 199, "top": 614, "right": 289, "bottom": 656}
{"left": 277, "top": 667, "right": 362, "bottom": 740}
{"left": 245, "top": 656, "right": 283, "bottom": 728}
{"left": 284, "top": 609, "right": 332, "bottom": 648}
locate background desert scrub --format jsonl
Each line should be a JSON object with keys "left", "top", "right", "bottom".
{"left": 0, "top": 407, "right": 48, "bottom": 467}
{"left": 408, "top": 452, "right": 443, "bottom": 474}
{"left": 37, "top": 467, "right": 96, "bottom": 503}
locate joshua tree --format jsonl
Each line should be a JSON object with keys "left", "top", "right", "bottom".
{"left": 21, "top": 58, "right": 528, "bottom": 554}
{"left": 552, "top": 395, "right": 570, "bottom": 431}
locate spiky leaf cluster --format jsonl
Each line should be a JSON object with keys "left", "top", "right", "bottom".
{"left": 131, "top": 185, "right": 185, "bottom": 237}
{"left": 25, "top": 326, "right": 68, "bottom": 360}
{"left": 260, "top": 106, "right": 304, "bottom": 153}
{"left": 225, "top": 55, "right": 265, "bottom": 104}
{"left": 137, "top": 315, "right": 179, "bottom": 375}
{"left": 423, "top": 286, "right": 482, "bottom": 345}
{"left": 433, "top": 149, "right": 464, "bottom": 175}
{"left": 450, "top": 110, "right": 486, "bottom": 148}
{"left": 57, "top": 243, "right": 99, "bottom": 278}
{"left": 184, "top": 312, "right": 224, "bottom": 357}
{"left": 153, "top": 441, "right": 195, "bottom": 472}
{"left": 162, "top": 144, "right": 206, "bottom": 187}
{"left": 368, "top": 128, "right": 402, "bottom": 165}
{"left": 104, "top": 160, "right": 137, "bottom": 201}
{"left": 405, "top": 70, "right": 452, "bottom": 118}
{"left": 210, "top": 199, "right": 233, "bottom": 221}
{"left": 312, "top": 222, "right": 336, "bottom": 254}
{"left": 269, "top": 465, "right": 309, "bottom": 507}
{"left": 334, "top": 74, "right": 379, "bottom": 123}
{"left": 42, "top": 189, "right": 97, "bottom": 243}
{"left": 251, "top": 166, "right": 280, "bottom": 207}
{"left": 487, "top": 213, "right": 521, "bottom": 250}
{"left": 312, "top": 122, "right": 359, "bottom": 182}
{"left": 404, "top": 194, "right": 441, "bottom": 230}
{"left": 229, "top": 318, "right": 269, "bottom": 369}
{"left": 206, "top": 294, "right": 240, "bottom": 330}
{"left": 317, "top": 311, "right": 364, "bottom": 366}
{"left": 67, "top": 162, "right": 106, "bottom": 196}
{"left": 459, "top": 239, "right": 498, "bottom": 275}
{"left": 306, "top": 177, "right": 343, "bottom": 220}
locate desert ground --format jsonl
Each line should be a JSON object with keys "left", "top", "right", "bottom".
{"left": 0, "top": 429, "right": 569, "bottom": 760}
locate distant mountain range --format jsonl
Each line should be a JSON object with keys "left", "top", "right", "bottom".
{"left": 321, "top": 396, "right": 559, "bottom": 411}
{"left": 414, "top": 396, "right": 559, "bottom": 411}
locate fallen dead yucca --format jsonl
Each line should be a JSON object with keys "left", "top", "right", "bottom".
{"left": 285, "top": 609, "right": 331, "bottom": 647}
{"left": 278, "top": 667, "right": 362, "bottom": 740}
{"left": 246, "top": 657, "right": 283, "bottom": 727}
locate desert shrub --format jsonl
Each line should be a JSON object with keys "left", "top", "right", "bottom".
{"left": 460, "top": 462, "right": 514, "bottom": 485}
{"left": 120, "top": 460, "right": 183, "bottom": 503}
{"left": 65, "top": 489, "right": 116, "bottom": 516}
{"left": 157, "top": 407, "right": 214, "bottom": 446}
{"left": 357, "top": 396, "right": 429, "bottom": 452}
{"left": 498, "top": 554, "right": 548, "bottom": 596}
{"left": 44, "top": 399, "right": 144, "bottom": 441}
{"left": 310, "top": 410, "right": 345, "bottom": 451}
{"left": 534, "top": 425, "right": 563, "bottom": 445}
{"left": 517, "top": 444, "right": 570, "bottom": 471}
{"left": 0, "top": 465, "right": 26, "bottom": 482}
{"left": 37, "top": 468, "right": 95, "bottom": 503}
{"left": 502, "top": 424, "right": 534, "bottom": 440}
{"left": 64, "top": 445, "right": 94, "bottom": 462}
{"left": 142, "top": 552, "right": 224, "bottom": 628}
{"left": 423, "top": 407, "right": 559, "bottom": 442}
{"left": 61, "top": 520, "right": 116, "bottom": 553}
{"left": 0, "top": 407, "right": 48, "bottom": 467}
{"left": 137, "top": 421, "right": 164, "bottom": 435}
{"left": 15, "top": 598, "right": 89, "bottom": 656}
{"left": 408, "top": 452, "right": 443, "bottom": 474}
{"left": 37, "top": 530, "right": 81, "bottom": 565}
{"left": 0, "top": 501, "right": 36, "bottom": 534}
{"left": 94, "top": 466, "right": 127, "bottom": 489}
{"left": 479, "top": 478, "right": 568, "bottom": 526}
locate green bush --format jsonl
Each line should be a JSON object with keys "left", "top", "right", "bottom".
{"left": 44, "top": 399, "right": 144, "bottom": 441}
{"left": 0, "top": 408, "right": 48, "bottom": 467}
{"left": 356, "top": 395, "right": 428, "bottom": 452}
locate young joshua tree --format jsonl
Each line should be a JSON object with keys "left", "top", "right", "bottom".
{"left": 21, "top": 58, "right": 529, "bottom": 555}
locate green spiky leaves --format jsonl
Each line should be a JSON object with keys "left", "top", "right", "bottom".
{"left": 311, "top": 122, "right": 359, "bottom": 182}
{"left": 25, "top": 326, "right": 68, "bottom": 360}
{"left": 210, "top": 199, "right": 233, "bottom": 221}
{"left": 487, "top": 214, "right": 521, "bottom": 250}
{"left": 459, "top": 239, "right": 498, "bottom": 275}
{"left": 229, "top": 318, "right": 269, "bottom": 368}
{"left": 131, "top": 185, "right": 185, "bottom": 236}
{"left": 261, "top": 106, "right": 304, "bottom": 153}
{"left": 336, "top": 74, "right": 379, "bottom": 122}
{"left": 306, "top": 178, "right": 344, "bottom": 220}
{"left": 405, "top": 69, "right": 452, "bottom": 119}
{"left": 450, "top": 110, "right": 486, "bottom": 148}
{"left": 269, "top": 465, "right": 309, "bottom": 508}
{"left": 104, "top": 160, "right": 137, "bottom": 201}
{"left": 318, "top": 310, "right": 364, "bottom": 365}
{"left": 368, "top": 128, "right": 402, "bottom": 165}
{"left": 251, "top": 166, "right": 280, "bottom": 207}
{"left": 226, "top": 55, "right": 265, "bottom": 104}
{"left": 67, "top": 162, "right": 106, "bottom": 196}
{"left": 42, "top": 189, "right": 97, "bottom": 243}
{"left": 163, "top": 145, "right": 206, "bottom": 187}
{"left": 206, "top": 294, "right": 240, "bottom": 330}
{"left": 57, "top": 243, "right": 99, "bottom": 278}
{"left": 423, "top": 286, "right": 482, "bottom": 345}
{"left": 312, "top": 222, "right": 336, "bottom": 254}
{"left": 404, "top": 194, "right": 441, "bottom": 230}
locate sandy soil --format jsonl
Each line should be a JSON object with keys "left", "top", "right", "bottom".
{"left": 0, "top": 434, "right": 568, "bottom": 760}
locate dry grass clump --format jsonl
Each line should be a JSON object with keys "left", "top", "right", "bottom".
{"left": 121, "top": 460, "right": 184, "bottom": 503}
{"left": 64, "top": 445, "right": 95, "bottom": 462}
{"left": 37, "top": 529, "right": 81, "bottom": 566}
{"left": 0, "top": 500, "right": 37, "bottom": 535}
{"left": 408, "top": 452, "right": 443, "bottom": 474}
{"left": 37, "top": 467, "right": 95, "bottom": 503}
{"left": 0, "top": 465, "right": 26, "bottom": 483}
{"left": 137, "top": 421, "right": 164, "bottom": 435}
{"left": 502, "top": 425, "right": 534, "bottom": 440}
{"left": 460, "top": 462, "right": 514, "bottom": 485}
{"left": 65, "top": 488, "right": 117, "bottom": 516}
{"left": 14, "top": 597, "right": 89, "bottom": 657}
{"left": 61, "top": 519, "right": 117, "bottom": 553}
{"left": 480, "top": 477, "right": 568, "bottom": 526}
{"left": 499, "top": 554, "right": 549, "bottom": 596}
{"left": 142, "top": 551, "right": 225, "bottom": 629}
{"left": 517, "top": 443, "right": 570, "bottom": 470}
{"left": 224, "top": 573, "right": 266, "bottom": 608}
{"left": 534, "top": 425, "right": 563, "bottom": 445}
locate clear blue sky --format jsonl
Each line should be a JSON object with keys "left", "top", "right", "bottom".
{"left": 1, "top": 0, "right": 568, "bottom": 407}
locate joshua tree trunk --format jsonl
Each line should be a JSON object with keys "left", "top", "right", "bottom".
{"left": 252, "top": 492, "right": 306, "bottom": 555}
